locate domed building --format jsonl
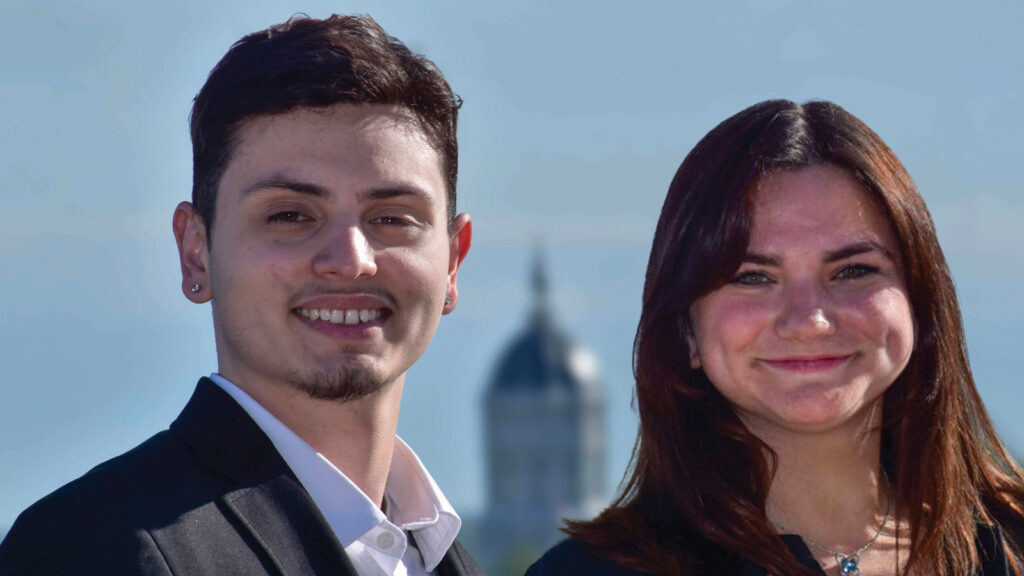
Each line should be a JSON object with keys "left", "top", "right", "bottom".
{"left": 480, "top": 252, "right": 606, "bottom": 571}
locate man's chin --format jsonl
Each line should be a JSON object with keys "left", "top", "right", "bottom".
{"left": 289, "top": 368, "right": 386, "bottom": 403}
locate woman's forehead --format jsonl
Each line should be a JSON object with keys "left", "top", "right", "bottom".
{"left": 747, "top": 166, "right": 900, "bottom": 258}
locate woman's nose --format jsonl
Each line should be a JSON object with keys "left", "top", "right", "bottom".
{"left": 774, "top": 282, "right": 836, "bottom": 341}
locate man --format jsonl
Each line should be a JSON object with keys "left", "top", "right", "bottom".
{"left": 0, "top": 14, "right": 480, "bottom": 576}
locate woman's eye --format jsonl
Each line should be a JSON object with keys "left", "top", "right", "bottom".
{"left": 268, "top": 211, "right": 309, "bottom": 224}
{"left": 834, "top": 264, "right": 878, "bottom": 280}
{"left": 731, "top": 271, "right": 772, "bottom": 286}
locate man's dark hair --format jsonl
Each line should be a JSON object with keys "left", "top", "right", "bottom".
{"left": 190, "top": 14, "right": 461, "bottom": 237}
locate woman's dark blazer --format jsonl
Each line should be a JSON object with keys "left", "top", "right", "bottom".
{"left": 526, "top": 524, "right": 1021, "bottom": 576}
{"left": 525, "top": 538, "right": 647, "bottom": 576}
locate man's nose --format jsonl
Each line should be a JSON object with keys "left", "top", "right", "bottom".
{"left": 774, "top": 281, "right": 836, "bottom": 341}
{"left": 312, "top": 223, "right": 378, "bottom": 280}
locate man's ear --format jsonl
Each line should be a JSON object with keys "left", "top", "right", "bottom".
{"left": 442, "top": 213, "right": 472, "bottom": 315}
{"left": 173, "top": 201, "right": 212, "bottom": 303}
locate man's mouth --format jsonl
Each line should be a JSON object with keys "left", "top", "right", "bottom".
{"left": 296, "top": 308, "right": 384, "bottom": 325}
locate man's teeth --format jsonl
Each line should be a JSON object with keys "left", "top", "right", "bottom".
{"left": 298, "top": 308, "right": 382, "bottom": 325}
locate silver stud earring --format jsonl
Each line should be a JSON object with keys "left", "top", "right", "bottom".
{"left": 190, "top": 283, "right": 201, "bottom": 294}
{"left": 444, "top": 295, "right": 452, "bottom": 306}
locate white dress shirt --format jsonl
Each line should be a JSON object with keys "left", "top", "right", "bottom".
{"left": 210, "top": 374, "right": 461, "bottom": 576}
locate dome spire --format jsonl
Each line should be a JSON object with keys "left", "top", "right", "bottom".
{"left": 487, "top": 243, "right": 601, "bottom": 394}
{"left": 532, "top": 242, "right": 550, "bottom": 322}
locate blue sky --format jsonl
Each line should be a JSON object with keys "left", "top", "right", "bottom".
{"left": 2, "top": 0, "right": 1023, "bottom": 530}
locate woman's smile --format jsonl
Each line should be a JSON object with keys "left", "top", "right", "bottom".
{"left": 759, "top": 354, "right": 854, "bottom": 373}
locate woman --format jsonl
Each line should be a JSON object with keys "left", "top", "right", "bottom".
{"left": 526, "top": 100, "right": 1024, "bottom": 575}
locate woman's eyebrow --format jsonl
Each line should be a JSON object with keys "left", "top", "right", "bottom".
{"left": 742, "top": 241, "right": 896, "bottom": 266}
{"left": 824, "top": 241, "right": 896, "bottom": 263}
{"left": 741, "top": 253, "right": 779, "bottom": 266}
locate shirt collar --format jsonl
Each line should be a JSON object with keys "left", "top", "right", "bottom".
{"left": 209, "top": 373, "right": 461, "bottom": 571}
{"left": 386, "top": 435, "right": 461, "bottom": 567}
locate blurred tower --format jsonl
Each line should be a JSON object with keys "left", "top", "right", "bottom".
{"left": 480, "top": 250, "right": 606, "bottom": 573}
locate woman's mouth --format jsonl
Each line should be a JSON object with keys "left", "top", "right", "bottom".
{"left": 760, "top": 355, "right": 852, "bottom": 373}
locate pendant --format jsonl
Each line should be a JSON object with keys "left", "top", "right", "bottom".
{"left": 836, "top": 553, "right": 860, "bottom": 576}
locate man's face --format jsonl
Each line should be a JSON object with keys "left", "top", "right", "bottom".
{"left": 175, "top": 104, "right": 471, "bottom": 401}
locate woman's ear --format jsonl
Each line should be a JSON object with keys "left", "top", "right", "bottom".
{"left": 688, "top": 343, "right": 701, "bottom": 370}
{"left": 679, "top": 316, "right": 702, "bottom": 369}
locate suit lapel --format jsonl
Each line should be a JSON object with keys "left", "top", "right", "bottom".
{"left": 223, "top": 477, "right": 359, "bottom": 576}
{"left": 434, "top": 541, "right": 485, "bottom": 576}
{"left": 171, "top": 378, "right": 357, "bottom": 576}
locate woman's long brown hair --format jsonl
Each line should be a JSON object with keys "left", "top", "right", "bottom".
{"left": 566, "top": 99, "right": 1024, "bottom": 575}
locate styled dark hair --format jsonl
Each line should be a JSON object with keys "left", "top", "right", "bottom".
{"left": 189, "top": 14, "right": 461, "bottom": 236}
{"left": 567, "top": 99, "right": 1024, "bottom": 575}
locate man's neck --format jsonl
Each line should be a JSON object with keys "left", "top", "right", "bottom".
{"left": 229, "top": 373, "right": 404, "bottom": 509}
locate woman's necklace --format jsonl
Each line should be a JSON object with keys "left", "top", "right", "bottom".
{"left": 770, "top": 474, "right": 892, "bottom": 576}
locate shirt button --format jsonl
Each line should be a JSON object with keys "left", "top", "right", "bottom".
{"left": 377, "top": 531, "right": 396, "bottom": 549}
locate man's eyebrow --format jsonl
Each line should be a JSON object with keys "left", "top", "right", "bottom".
{"left": 240, "top": 178, "right": 432, "bottom": 204}
{"left": 241, "top": 176, "right": 330, "bottom": 198}
{"left": 358, "top": 185, "right": 432, "bottom": 203}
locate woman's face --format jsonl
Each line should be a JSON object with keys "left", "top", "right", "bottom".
{"left": 688, "top": 165, "right": 915, "bottom": 437}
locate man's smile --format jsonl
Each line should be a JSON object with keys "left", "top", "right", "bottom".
{"left": 296, "top": 307, "right": 386, "bottom": 325}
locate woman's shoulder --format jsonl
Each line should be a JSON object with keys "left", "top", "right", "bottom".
{"left": 525, "top": 538, "right": 650, "bottom": 576}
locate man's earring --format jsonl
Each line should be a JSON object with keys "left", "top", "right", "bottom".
{"left": 191, "top": 283, "right": 201, "bottom": 294}
{"left": 444, "top": 295, "right": 452, "bottom": 306}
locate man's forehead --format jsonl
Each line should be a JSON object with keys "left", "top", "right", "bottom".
{"left": 233, "top": 103, "right": 426, "bottom": 145}
{"left": 216, "top": 105, "right": 445, "bottom": 204}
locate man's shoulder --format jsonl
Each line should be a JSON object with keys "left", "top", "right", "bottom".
{"left": 0, "top": 428, "right": 204, "bottom": 575}
{"left": 525, "top": 538, "right": 648, "bottom": 576}
{"left": 0, "top": 378, "right": 343, "bottom": 576}
{"left": 20, "top": 426, "right": 208, "bottom": 519}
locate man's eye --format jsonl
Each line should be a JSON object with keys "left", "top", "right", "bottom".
{"left": 268, "top": 211, "right": 309, "bottom": 223}
{"left": 371, "top": 216, "right": 410, "bottom": 226}
{"left": 731, "top": 271, "right": 772, "bottom": 286}
{"left": 834, "top": 264, "right": 878, "bottom": 280}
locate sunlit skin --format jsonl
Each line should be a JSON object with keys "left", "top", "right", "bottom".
{"left": 688, "top": 165, "right": 916, "bottom": 439}
{"left": 173, "top": 104, "right": 471, "bottom": 504}
{"left": 686, "top": 165, "right": 918, "bottom": 572}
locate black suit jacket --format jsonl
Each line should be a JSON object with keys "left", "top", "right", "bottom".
{"left": 0, "top": 378, "right": 483, "bottom": 576}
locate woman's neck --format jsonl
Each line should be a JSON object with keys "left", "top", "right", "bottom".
{"left": 754, "top": 400, "right": 887, "bottom": 550}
